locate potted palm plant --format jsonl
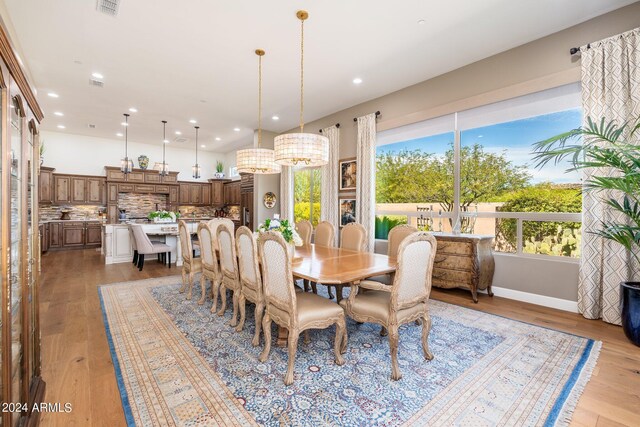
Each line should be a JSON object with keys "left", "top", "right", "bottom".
{"left": 215, "top": 161, "right": 225, "bottom": 179}
{"left": 533, "top": 116, "right": 640, "bottom": 346}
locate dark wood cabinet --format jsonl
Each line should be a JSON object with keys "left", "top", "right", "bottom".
{"left": 86, "top": 178, "right": 104, "bottom": 203}
{"left": 54, "top": 175, "right": 71, "bottom": 203}
{"left": 210, "top": 180, "right": 226, "bottom": 206}
{"left": 85, "top": 224, "right": 102, "bottom": 246}
{"left": 52, "top": 174, "right": 105, "bottom": 205}
{"left": 190, "top": 184, "right": 202, "bottom": 205}
{"left": 201, "top": 184, "right": 211, "bottom": 205}
{"left": 179, "top": 183, "right": 191, "bottom": 204}
{"left": 47, "top": 221, "right": 103, "bottom": 250}
{"left": 49, "top": 222, "right": 62, "bottom": 248}
{"left": 107, "top": 183, "right": 118, "bottom": 203}
{"left": 71, "top": 177, "right": 86, "bottom": 203}
{"left": 39, "top": 166, "right": 54, "bottom": 203}
{"left": 223, "top": 181, "right": 241, "bottom": 205}
{"left": 177, "top": 181, "right": 214, "bottom": 206}
{"left": 62, "top": 222, "right": 85, "bottom": 247}
{"left": 169, "top": 186, "right": 179, "bottom": 205}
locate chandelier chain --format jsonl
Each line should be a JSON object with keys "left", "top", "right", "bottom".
{"left": 258, "top": 52, "right": 262, "bottom": 148}
{"left": 300, "top": 18, "right": 305, "bottom": 132}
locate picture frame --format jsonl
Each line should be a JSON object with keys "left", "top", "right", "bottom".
{"left": 263, "top": 192, "right": 277, "bottom": 209}
{"left": 339, "top": 157, "right": 357, "bottom": 192}
{"left": 339, "top": 197, "right": 357, "bottom": 227}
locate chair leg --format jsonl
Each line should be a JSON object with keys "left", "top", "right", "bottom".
{"left": 327, "top": 285, "right": 335, "bottom": 300}
{"left": 197, "top": 275, "right": 207, "bottom": 305}
{"left": 380, "top": 326, "right": 388, "bottom": 336}
{"left": 311, "top": 282, "right": 318, "bottom": 294}
{"left": 304, "top": 330, "right": 310, "bottom": 345}
{"left": 303, "top": 279, "right": 310, "bottom": 292}
{"left": 217, "top": 285, "right": 227, "bottom": 316}
{"left": 252, "top": 302, "right": 264, "bottom": 347}
{"left": 168, "top": 252, "right": 171, "bottom": 268}
{"left": 138, "top": 255, "right": 145, "bottom": 271}
{"left": 179, "top": 267, "right": 187, "bottom": 293}
{"left": 186, "top": 272, "right": 194, "bottom": 300}
{"left": 229, "top": 291, "right": 239, "bottom": 327}
{"left": 421, "top": 314, "right": 434, "bottom": 361}
{"left": 334, "top": 319, "right": 347, "bottom": 365}
{"left": 211, "top": 279, "right": 221, "bottom": 313}
{"left": 259, "top": 313, "right": 272, "bottom": 362}
{"left": 132, "top": 250, "right": 138, "bottom": 264}
{"left": 284, "top": 330, "right": 300, "bottom": 386}
{"left": 236, "top": 293, "right": 246, "bottom": 332}
{"left": 389, "top": 325, "right": 401, "bottom": 381}
{"left": 157, "top": 253, "right": 160, "bottom": 262}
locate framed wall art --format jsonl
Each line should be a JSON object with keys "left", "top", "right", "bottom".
{"left": 339, "top": 157, "right": 357, "bottom": 192}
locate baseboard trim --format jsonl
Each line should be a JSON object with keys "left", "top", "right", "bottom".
{"left": 481, "top": 287, "right": 578, "bottom": 313}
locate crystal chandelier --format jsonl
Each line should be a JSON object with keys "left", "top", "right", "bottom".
{"left": 237, "top": 49, "right": 281, "bottom": 174}
{"left": 192, "top": 126, "right": 201, "bottom": 179}
{"left": 274, "top": 10, "right": 329, "bottom": 167}
{"left": 120, "top": 113, "right": 134, "bottom": 174}
{"left": 158, "top": 120, "right": 170, "bottom": 176}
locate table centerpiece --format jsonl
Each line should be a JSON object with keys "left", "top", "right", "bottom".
{"left": 256, "top": 215, "right": 303, "bottom": 258}
{"left": 148, "top": 210, "right": 180, "bottom": 223}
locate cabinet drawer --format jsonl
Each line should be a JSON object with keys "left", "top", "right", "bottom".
{"left": 135, "top": 184, "right": 155, "bottom": 193}
{"left": 128, "top": 172, "right": 145, "bottom": 182}
{"left": 145, "top": 173, "right": 160, "bottom": 183}
{"left": 119, "top": 184, "right": 135, "bottom": 192}
{"left": 435, "top": 240, "right": 473, "bottom": 256}
{"left": 155, "top": 185, "right": 170, "bottom": 193}
{"left": 107, "top": 170, "right": 125, "bottom": 181}
{"left": 162, "top": 175, "right": 177, "bottom": 183}
{"left": 433, "top": 254, "right": 474, "bottom": 271}
{"left": 62, "top": 221, "right": 85, "bottom": 228}
{"left": 432, "top": 268, "right": 473, "bottom": 285}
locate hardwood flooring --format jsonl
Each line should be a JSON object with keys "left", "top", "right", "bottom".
{"left": 38, "top": 249, "right": 640, "bottom": 426}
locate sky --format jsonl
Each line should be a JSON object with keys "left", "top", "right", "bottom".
{"left": 376, "top": 108, "right": 582, "bottom": 184}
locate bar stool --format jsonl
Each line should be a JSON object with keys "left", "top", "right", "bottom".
{"left": 130, "top": 225, "right": 172, "bottom": 271}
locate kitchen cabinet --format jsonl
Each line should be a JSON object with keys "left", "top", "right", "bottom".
{"left": 62, "top": 222, "right": 85, "bottom": 247}
{"left": 179, "top": 183, "right": 191, "bottom": 204}
{"left": 71, "top": 177, "right": 87, "bottom": 203}
{"left": 177, "top": 182, "right": 212, "bottom": 206}
{"left": 210, "top": 179, "right": 227, "bottom": 206}
{"left": 190, "top": 184, "right": 202, "bottom": 204}
{"left": 39, "top": 166, "right": 54, "bottom": 203}
{"left": 85, "top": 223, "right": 103, "bottom": 246}
{"left": 107, "top": 205, "right": 118, "bottom": 224}
{"left": 224, "top": 181, "right": 241, "bottom": 205}
{"left": 169, "top": 186, "right": 179, "bottom": 205}
{"left": 47, "top": 221, "right": 103, "bottom": 250}
{"left": 54, "top": 175, "right": 71, "bottom": 203}
{"left": 201, "top": 184, "right": 211, "bottom": 205}
{"left": 87, "top": 178, "right": 104, "bottom": 203}
{"left": 107, "top": 183, "right": 118, "bottom": 203}
{"left": 49, "top": 222, "right": 62, "bottom": 248}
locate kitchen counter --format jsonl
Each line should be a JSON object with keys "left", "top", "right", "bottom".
{"left": 39, "top": 219, "right": 104, "bottom": 224}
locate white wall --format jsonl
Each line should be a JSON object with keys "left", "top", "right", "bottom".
{"left": 41, "top": 130, "right": 227, "bottom": 182}
{"left": 251, "top": 131, "right": 281, "bottom": 226}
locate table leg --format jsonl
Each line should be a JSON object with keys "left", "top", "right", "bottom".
{"left": 336, "top": 285, "right": 344, "bottom": 304}
{"left": 276, "top": 326, "right": 288, "bottom": 347}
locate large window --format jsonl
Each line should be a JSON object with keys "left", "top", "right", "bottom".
{"left": 375, "top": 83, "right": 582, "bottom": 258}
{"left": 294, "top": 168, "right": 321, "bottom": 226}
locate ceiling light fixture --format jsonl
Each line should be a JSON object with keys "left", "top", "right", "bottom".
{"left": 116, "top": 132, "right": 123, "bottom": 137}
{"left": 201, "top": 145, "right": 206, "bottom": 148}
{"left": 192, "top": 126, "right": 201, "bottom": 179}
{"left": 48, "top": 92, "right": 59, "bottom": 98}
{"left": 54, "top": 111, "right": 64, "bottom": 116}
{"left": 57, "top": 125, "right": 65, "bottom": 129}
{"left": 272, "top": 115, "right": 279, "bottom": 121}
{"left": 237, "top": 49, "right": 281, "bottom": 175}
{"left": 274, "top": 10, "right": 329, "bottom": 167}
{"left": 175, "top": 131, "right": 182, "bottom": 135}
{"left": 189, "top": 119, "right": 197, "bottom": 124}
{"left": 158, "top": 120, "right": 170, "bottom": 176}
{"left": 128, "top": 107, "right": 138, "bottom": 113}
{"left": 353, "top": 77, "right": 363, "bottom": 84}
{"left": 121, "top": 122, "right": 128, "bottom": 126}
{"left": 233, "top": 127, "right": 241, "bottom": 132}
{"left": 417, "top": 19, "right": 426, "bottom": 25}
{"left": 120, "top": 113, "right": 134, "bottom": 174}
{"left": 215, "top": 137, "right": 221, "bottom": 141}
{"left": 92, "top": 72, "right": 104, "bottom": 79}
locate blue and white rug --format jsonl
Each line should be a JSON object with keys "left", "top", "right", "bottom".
{"left": 100, "top": 276, "right": 601, "bottom": 426}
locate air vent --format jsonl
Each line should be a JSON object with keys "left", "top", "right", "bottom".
{"left": 89, "top": 78, "right": 104, "bottom": 87}
{"left": 174, "top": 137, "right": 188, "bottom": 144}
{"left": 88, "top": 124, "right": 96, "bottom": 129}
{"left": 96, "top": 0, "right": 120, "bottom": 16}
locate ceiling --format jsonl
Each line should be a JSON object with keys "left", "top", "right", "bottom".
{"left": 3, "top": 0, "right": 635, "bottom": 153}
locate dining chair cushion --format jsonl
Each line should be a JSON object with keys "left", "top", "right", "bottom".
{"left": 297, "top": 292, "right": 345, "bottom": 328}
{"left": 339, "top": 290, "right": 425, "bottom": 324}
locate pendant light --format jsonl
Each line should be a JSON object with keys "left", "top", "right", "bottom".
{"left": 236, "top": 49, "right": 281, "bottom": 174}
{"left": 192, "top": 126, "right": 201, "bottom": 179}
{"left": 274, "top": 10, "right": 329, "bottom": 167}
{"left": 159, "top": 120, "right": 169, "bottom": 176}
{"left": 120, "top": 113, "right": 134, "bottom": 174}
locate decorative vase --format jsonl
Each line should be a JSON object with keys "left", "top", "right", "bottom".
{"left": 621, "top": 282, "right": 640, "bottom": 347}
{"left": 138, "top": 155, "right": 149, "bottom": 170}
{"left": 215, "top": 172, "right": 225, "bottom": 179}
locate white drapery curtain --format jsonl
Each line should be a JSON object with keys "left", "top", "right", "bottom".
{"left": 356, "top": 113, "right": 377, "bottom": 252}
{"left": 579, "top": 28, "right": 640, "bottom": 325}
{"left": 279, "top": 166, "right": 294, "bottom": 224}
{"left": 320, "top": 125, "right": 340, "bottom": 245}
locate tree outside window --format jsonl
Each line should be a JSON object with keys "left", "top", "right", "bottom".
{"left": 294, "top": 168, "right": 321, "bottom": 226}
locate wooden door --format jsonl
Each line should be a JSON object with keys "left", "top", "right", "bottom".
{"left": 39, "top": 168, "right": 53, "bottom": 203}
{"left": 49, "top": 222, "right": 62, "bottom": 248}
{"left": 233, "top": 183, "right": 241, "bottom": 204}
{"left": 107, "top": 183, "right": 118, "bottom": 203}
{"left": 201, "top": 183, "right": 211, "bottom": 205}
{"left": 86, "top": 178, "right": 103, "bottom": 204}
{"left": 190, "top": 184, "right": 202, "bottom": 205}
{"left": 85, "top": 224, "right": 102, "bottom": 246}
{"left": 169, "top": 186, "right": 179, "bottom": 204}
{"left": 212, "top": 182, "right": 224, "bottom": 206}
{"left": 53, "top": 175, "right": 71, "bottom": 203}
{"left": 224, "top": 183, "right": 231, "bottom": 205}
{"left": 71, "top": 177, "right": 87, "bottom": 203}
{"left": 62, "top": 224, "right": 85, "bottom": 247}
{"left": 179, "top": 183, "right": 191, "bottom": 204}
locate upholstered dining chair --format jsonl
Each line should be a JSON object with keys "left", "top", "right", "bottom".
{"left": 130, "top": 225, "right": 172, "bottom": 271}
{"left": 295, "top": 220, "right": 313, "bottom": 245}
{"left": 178, "top": 220, "right": 202, "bottom": 300}
{"left": 370, "top": 224, "right": 419, "bottom": 286}
{"left": 129, "top": 226, "right": 138, "bottom": 265}
{"left": 340, "top": 231, "right": 437, "bottom": 380}
{"left": 325, "top": 222, "right": 368, "bottom": 300}
{"left": 235, "top": 226, "right": 265, "bottom": 345}
{"left": 216, "top": 221, "right": 242, "bottom": 325}
{"left": 258, "top": 231, "right": 347, "bottom": 385}
{"left": 197, "top": 222, "right": 221, "bottom": 307}
{"left": 314, "top": 221, "right": 336, "bottom": 247}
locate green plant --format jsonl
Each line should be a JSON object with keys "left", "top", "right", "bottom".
{"left": 216, "top": 161, "right": 224, "bottom": 173}
{"left": 375, "top": 215, "right": 408, "bottom": 239}
{"left": 257, "top": 218, "right": 302, "bottom": 245}
{"left": 533, "top": 116, "right": 640, "bottom": 260}
{"left": 148, "top": 210, "right": 180, "bottom": 221}
{"left": 39, "top": 140, "right": 45, "bottom": 157}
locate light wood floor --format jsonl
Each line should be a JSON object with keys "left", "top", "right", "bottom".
{"left": 39, "top": 249, "right": 640, "bottom": 426}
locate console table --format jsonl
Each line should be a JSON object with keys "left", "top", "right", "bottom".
{"left": 431, "top": 233, "right": 495, "bottom": 303}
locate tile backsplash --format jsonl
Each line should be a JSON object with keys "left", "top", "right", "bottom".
{"left": 40, "top": 205, "right": 105, "bottom": 221}
{"left": 118, "top": 193, "right": 168, "bottom": 218}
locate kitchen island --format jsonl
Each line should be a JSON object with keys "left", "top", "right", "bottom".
{"left": 102, "top": 222, "right": 200, "bottom": 266}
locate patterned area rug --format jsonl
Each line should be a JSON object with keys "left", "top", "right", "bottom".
{"left": 99, "top": 276, "right": 601, "bottom": 426}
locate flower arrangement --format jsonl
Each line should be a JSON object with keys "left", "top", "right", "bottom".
{"left": 148, "top": 210, "right": 180, "bottom": 223}
{"left": 256, "top": 216, "right": 303, "bottom": 246}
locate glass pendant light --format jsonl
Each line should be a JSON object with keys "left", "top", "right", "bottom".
{"left": 159, "top": 120, "right": 169, "bottom": 176}
{"left": 236, "top": 49, "right": 281, "bottom": 174}
{"left": 120, "top": 113, "right": 134, "bottom": 174}
{"left": 192, "top": 126, "right": 201, "bottom": 179}
{"left": 274, "top": 10, "right": 329, "bottom": 167}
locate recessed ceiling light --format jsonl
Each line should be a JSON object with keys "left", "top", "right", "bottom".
{"left": 92, "top": 72, "right": 104, "bottom": 79}
{"left": 233, "top": 127, "right": 240, "bottom": 132}
{"left": 48, "top": 92, "right": 59, "bottom": 98}
{"left": 272, "top": 115, "right": 279, "bottom": 121}
{"left": 163, "top": 139, "right": 169, "bottom": 144}
{"left": 215, "top": 137, "right": 221, "bottom": 141}
{"left": 175, "top": 131, "right": 182, "bottom": 135}
{"left": 353, "top": 77, "right": 363, "bottom": 85}
{"left": 74, "top": 60, "right": 82, "bottom": 65}
{"left": 116, "top": 132, "right": 123, "bottom": 137}
{"left": 201, "top": 145, "right": 206, "bottom": 148}
{"left": 417, "top": 19, "right": 425, "bottom": 25}
{"left": 121, "top": 122, "right": 128, "bottom": 126}
{"left": 128, "top": 107, "right": 138, "bottom": 113}
{"left": 53, "top": 111, "right": 64, "bottom": 117}
{"left": 57, "top": 125, "right": 65, "bottom": 129}
{"left": 189, "top": 119, "right": 197, "bottom": 124}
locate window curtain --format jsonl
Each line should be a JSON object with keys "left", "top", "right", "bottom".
{"left": 280, "top": 166, "right": 294, "bottom": 223}
{"left": 356, "top": 113, "right": 377, "bottom": 252}
{"left": 320, "top": 125, "right": 340, "bottom": 245}
{"left": 579, "top": 27, "right": 640, "bottom": 325}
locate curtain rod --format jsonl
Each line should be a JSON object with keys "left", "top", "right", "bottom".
{"left": 318, "top": 123, "right": 340, "bottom": 133}
{"left": 569, "top": 43, "right": 590, "bottom": 56}
{"left": 353, "top": 111, "right": 381, "bottom": 122}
